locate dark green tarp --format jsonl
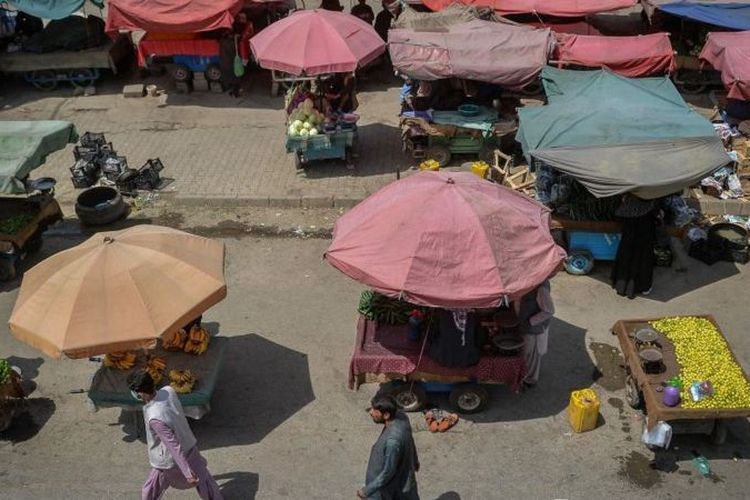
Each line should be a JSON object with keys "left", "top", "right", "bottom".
{"left": 0, "top": 120, "right": 78, "bottom": 194}
{"left": 517, "top": 67, "right": 730, "bottom": 199}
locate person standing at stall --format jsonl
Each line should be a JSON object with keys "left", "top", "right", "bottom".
{"left": 611, "top": 194, "right": 658, "bottom": 299}
{"left": 351, "top": 0, "right": 375, "bottom": 24}
{"left": 358, "top": 395, "right": 420, "bottom": 499}
{"left": 515, "top": 279, "right": 554, "bottom": 387}
{"left": 127, "top": 371, "right": 223, "bottom": 500}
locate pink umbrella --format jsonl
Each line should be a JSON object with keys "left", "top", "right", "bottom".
{"left": 324, "top": 171, "right": 567, "bottom": 308}
{"left": 249, "top": 9, "right": 386, "bottom": 76}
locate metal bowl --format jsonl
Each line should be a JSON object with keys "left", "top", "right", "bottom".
{"left": 458, "top": 104, "right": 480, "bottom": 117}
{"left": 492, "top": 335, "right": 524, "bottom": 351}
{"left": 635, "top": 328, "right": 658, "bottom": 344}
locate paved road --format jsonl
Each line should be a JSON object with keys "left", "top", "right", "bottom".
{"left": 1, "top": 234, "right": 748, "bottom": 499}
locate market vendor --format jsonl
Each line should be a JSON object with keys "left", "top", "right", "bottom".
{"left": 611, "top": 194, "right": 659, "bottom": 299}
{"left": 515, "top": 280, "right": 554, "bottom": 387}
{"left": 323, "top": 74, "right": 357, "bottom": 114}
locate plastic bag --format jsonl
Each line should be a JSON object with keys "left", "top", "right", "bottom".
{"left": 642, "top": 421, "right": 673, "bottom": 449}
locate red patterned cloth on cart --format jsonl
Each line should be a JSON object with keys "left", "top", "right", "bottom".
{"left": 348, "top": 315, "right": 525, "bottom": 391}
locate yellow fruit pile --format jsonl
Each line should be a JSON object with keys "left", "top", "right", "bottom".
{"left": 103, "top": 351, "right": 136, "bottom": 370}
{"left": 418, "top": 159, "right": 440, "bottom": 171}
{"left": 184, "top": 325, "right": 210, "bottom": 355}
{"left": 162, "top": 329, "right": 187, "bottom": 351}
{"left": 169, "top": 369, "right": 196, "bottom": 394}
{"left": 145, "top": 356, "right": 167, "bottom": 384}
{"left": 650, "top": 316, "right": 750, "bottom": 409}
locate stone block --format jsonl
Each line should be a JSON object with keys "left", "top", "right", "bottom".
{"left": 175, "top": 81, "right": 192, "bottom": 94}
{"left": 192, "top": 78, "right": 209, "bottom": 92}
{"left": 301, "top": 196, "right": 334, "bottom": 209}
{"left": 123, "top": 84, "right": 145, "bottom": 98}
{"left": 209, "top": 81, "right": 224, "bottom": 93}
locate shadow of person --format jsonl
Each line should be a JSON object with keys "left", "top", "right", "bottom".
{"left": 214, "top": 471, "right": 259, "bottom": 500}
{"left": 435, "top": 492, "right": 462, "bottom": 500}
{"left": 0, "top": 397, "right": 56, "bottom": 443}
{"left": 191, "top": 333, "right": 316, "bottom": 449}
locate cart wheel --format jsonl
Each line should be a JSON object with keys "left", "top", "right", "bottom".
{"left": 425, "top": 144, "right": 451, "bottom": 167}
{"left": 206, "top": 64, "right": 222, "bottom": 82}
{"left": 171, "top": 64, "right": 192, "bottom": 83}
{"left": 391, "top": 384, "right": 427, "bottom": 412}
{"left": 564, "top": 250, "right": 594, "bottom": 275}
{"left": 27, "top": 70, "right": 58, "bottom": 91}
{"left": 449, "top": 384, "right": 489, "bottom": 414}
{"left": 68, "top": 68, "right": 97, "bottom": 88}
{"left": 294, "top": 152, "right": 305, "bottom": 170}
{"left": 710, "top": 420, "right": 728, "bottom": 445}
{"left": 625, "top": 375, "right": 643, "bottom": 410}
{"left": 0, "top": 257, "right": 17, "bottom": 282}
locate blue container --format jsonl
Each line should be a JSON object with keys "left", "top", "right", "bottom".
{"left": 568, "top": 231, "right": 621, "bottom": 261}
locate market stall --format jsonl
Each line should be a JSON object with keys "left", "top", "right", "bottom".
{"left": 326, "top": 171, "right": 566, "bottom": 412}
{"left": 422, "top": 0, "right": 637, "bottom": 17}
{"left": 517, "top": 67, "right": 731, "bottom": 273}
{"left": 250, "top": 9, "right": 385, "bottom": 168}
{"left": 106, "top": 0, "right": 243, "bottom": 86}
{"left": 699, "top": 31, "right": 750, "bottom": 101}
{"left": 612, "top": 315, "right": 750, "bottom": 445}
{"left": 0, "top": 120, "right": 77, "bottom": 280}
{"left": 552, "top": 32, "right": 676, "bottom": 77}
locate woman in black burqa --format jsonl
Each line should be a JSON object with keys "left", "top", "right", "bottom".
{"left": 611, "top": 194, "right": 658, "bottom": 299}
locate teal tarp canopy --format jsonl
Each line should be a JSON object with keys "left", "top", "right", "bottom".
{"left": 0, "top": 120, "right": 78, "bottom": 194}
{"left": 517, "top": 67, "right": 731, "bottom": 199}
{"left": 8, "top": 0, "right": 103, "bottom": 20}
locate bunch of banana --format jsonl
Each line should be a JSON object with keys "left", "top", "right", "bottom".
{"left": 183, "top": 325, "right": 210, "bottom": 355}
{"left": 145, "top": 356, "right": 167, "bottom": 384}
{"left": 162, "top": 329, "right": 187, "bottom": 351}
{"left": 418, "top": 159, "right": 440, "bottom": 171}
{"left": 103, "top": 351, "right": 137, "bottom": 370}
{"left": 358, "top": 290, "right": 413, "bottom": 325}
{"left": 169, "top": 369, "right": 196, "bottom": 394}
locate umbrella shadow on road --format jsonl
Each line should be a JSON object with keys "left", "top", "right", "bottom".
{"left": 582, "top": 259, "right": 740, "bottom": 303}
{"left": 456, "top": 318, "right": 595, "bottom": 423}
{"left": 190, "top": 333, "right": 315, "bottom": 450}
{"left": 0, "top": 398, "right": 56, "bottom": 444}
{"left": 213, "top": 471, "right": 260, "bottom": 500}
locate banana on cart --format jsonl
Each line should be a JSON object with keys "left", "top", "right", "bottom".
{"left": 103, "top": 351, "right": 137, "bottom": 370}
{"left": 169, "top": 369, "right": 196, "bottom": 394}
{"left": 183, "top": 325, "right": 210, "bottom": 355}
{"left": 144, "top": 356, "right": 167, "bottom": 384}
{"left": 162, "top": 328, "right": 187, "bottom": 351}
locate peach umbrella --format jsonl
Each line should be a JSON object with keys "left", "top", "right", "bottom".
{"left": 8, "top": 225, "right": 226, "bottom": 359}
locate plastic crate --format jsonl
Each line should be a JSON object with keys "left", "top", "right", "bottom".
{"left": 568, "top": 231, "right": 621, "bottom": 261}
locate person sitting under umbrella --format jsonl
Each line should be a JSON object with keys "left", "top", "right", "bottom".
{"left": 323, "top": 74, "right": 357, "bottom": 114}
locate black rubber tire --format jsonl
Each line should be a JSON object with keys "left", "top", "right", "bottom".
{"left": 171, "top": 64, "right": 192, "bottom": 83}
{"left": 449, "top": 384, "right": 489, "bottom": 414}
{"left": 425, "top": 144, "right": 452, "bottom": 167}
{"left": 710, "top": 420, "right": 728, "bottom": 445}
{"left": 391, "top": 384, "right": 427, "bottom": 413}
{"left": 294, "top": 152, "right": 305, "bottom": 170}
{"left": 0, "top": 256, "right": 17, "bottom": 282}
{"left": 68, "top": 68, "right": 96, "bottom": 88}
{"left": 205, "top": 64, "right": 222, "bottom": 82}
{"left": 565, "top": 250, "right": 595, "bottom": 275}
{"left": 625, "top": 375, "right": 643, "bottom": 410}
{"left": 75, "top": 186, "right": 127, "bottom": 226}
{"left": 28, "top": 70, "right": 58, "bottom": 91}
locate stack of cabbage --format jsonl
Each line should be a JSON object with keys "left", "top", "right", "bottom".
{"left": 288, "top": 98, "right": 325, "bottom": 138}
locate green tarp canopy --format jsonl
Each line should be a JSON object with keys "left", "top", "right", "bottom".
{"left": 0, "top": 120, "right": 78, "bottom": 194}
{"left": 517, "top": 67, "right": 731, "bottom": 199}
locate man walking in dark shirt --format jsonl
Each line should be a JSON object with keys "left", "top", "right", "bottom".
{"left": 351, "top": 0, "right": 375, "bottom": 24}
{"left": 358, "top": 395, "right": 420, "bottom": 499}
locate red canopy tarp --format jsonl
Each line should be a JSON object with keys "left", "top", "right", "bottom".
{"left": 423, "top": 0, "right": 637, "bottom": 17}
{"left": 106, "top": 0, "right": 243, "bottom": 34}
{"left": 553, "top": 32, "right": 676, "bottom": 77}
{"left": 388, "top": 19, "right": 552, "bottom": 89}
{"left": 700, "top": 31, "right": 750, "bottom": 101}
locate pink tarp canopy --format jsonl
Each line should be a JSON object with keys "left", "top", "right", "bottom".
{"left": 423, "top": 0, "right": 637, "bottom": 17}
{"left": 106, "top": 0, "right": 243, "bottom": 34}
{"left": 249, "top": 9, "right": 385, "bottom": 75}
{"left": 324, "top": 171, "right": 567, "bottom": 309}
{"left": 700, "top": 31, "right": 750, "bottom": 101}
{"left": 388, "top": 19, "right": 552, "bottom": 89}
{"left": 554, "top": 32, "right": 676, "bottom": 77}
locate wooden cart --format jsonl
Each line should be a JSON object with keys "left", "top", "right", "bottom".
{"left": 611, "top": 315, "right": 750, "bottom": 445}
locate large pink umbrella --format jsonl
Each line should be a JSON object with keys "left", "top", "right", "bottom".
{"left": 249, "top": 9, "right": 386, "bottom": 76}
{"left": 324, "top": 171, "right": 567, "bottom": 308}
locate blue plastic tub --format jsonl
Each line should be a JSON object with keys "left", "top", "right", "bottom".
{"left": 568, "top": 231, "right": 621, "bottom": 261}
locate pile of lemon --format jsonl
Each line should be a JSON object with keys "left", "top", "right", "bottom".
{"left": 650, "top": 316, "right": 750, "bottom": 409}
{"left": 419, "top": 159, "right": 440, "bottom": 171}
